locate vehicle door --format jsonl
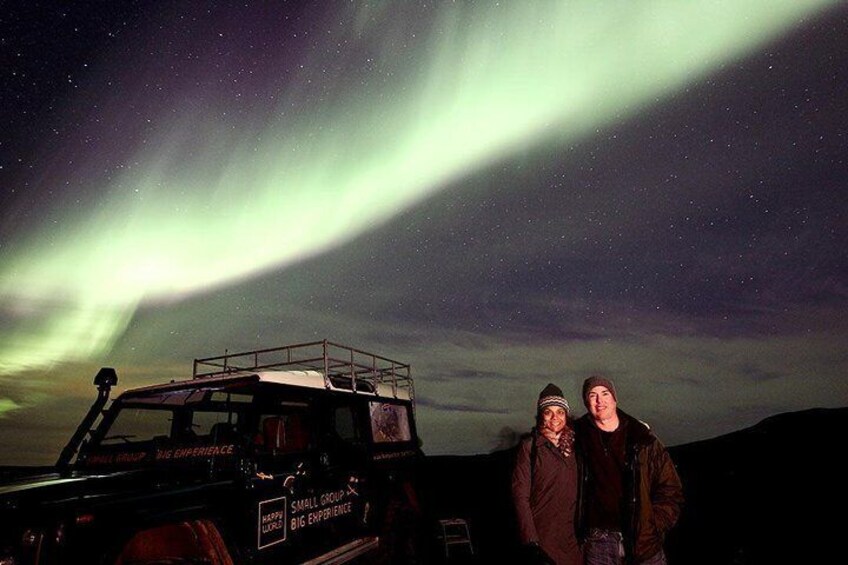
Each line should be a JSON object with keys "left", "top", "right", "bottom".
{"left": 238, "top": 389, "right": 373, "bottom": 564}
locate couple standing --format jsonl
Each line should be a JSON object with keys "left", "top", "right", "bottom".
{"left": 511, "top": 377, "right": 684, "bottom": 565}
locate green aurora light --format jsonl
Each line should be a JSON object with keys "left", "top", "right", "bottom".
{"left": 0, "top": 1, "right": 837, "bottom": 386}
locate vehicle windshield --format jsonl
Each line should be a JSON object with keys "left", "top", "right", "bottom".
{"left": 78, "top": 380, "right": 316, "bottom": 470}
{"left": 98, "top": 389, "right": 253, "bottom": 446}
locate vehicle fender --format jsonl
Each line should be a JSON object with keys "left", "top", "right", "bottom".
{"left": 113, "top": 519, "right": 234, "bottom": 565}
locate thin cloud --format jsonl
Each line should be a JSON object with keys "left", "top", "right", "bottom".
{"left": 416, "top": 397, "right": 511, "bottom": 415}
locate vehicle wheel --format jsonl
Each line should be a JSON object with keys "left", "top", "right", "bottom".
{"left": 114, "top": 519, "right": 233, "bottom": 565}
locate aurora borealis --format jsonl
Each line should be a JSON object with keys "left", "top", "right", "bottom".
{"left": 2, "top": 1, "right": 847, "bottom": 464}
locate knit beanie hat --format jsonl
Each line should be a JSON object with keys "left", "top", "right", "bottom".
{"left": 582, "top": 375, "right": 617, "bottom": 405}
{"left": 538, "top": 383, "right": 569, "bottom": 413}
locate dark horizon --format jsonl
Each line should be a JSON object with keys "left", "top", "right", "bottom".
{"left": 417, "top": 406, "right": 848, "bottom": 564}
{"left": 2, "top": 405, "right": 844, "bottom": 471}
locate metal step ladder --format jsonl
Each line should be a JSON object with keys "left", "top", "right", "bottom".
{"left": 437, "top": 518, "right": 474, "bottom": 559}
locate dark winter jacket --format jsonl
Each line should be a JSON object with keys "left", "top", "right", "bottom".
{"left": 512, "top": 429, "right": 581, "bottom": 565}
{"left": 575, "top": 410, "right": 684, "bottom": 564}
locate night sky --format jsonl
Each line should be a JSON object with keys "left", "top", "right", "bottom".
{"left": 1, "top": 1, "right": 846, "bottom": 465}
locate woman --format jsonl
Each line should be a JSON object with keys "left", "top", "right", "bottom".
{"left": 511, "top": 383, "right": 582, "bottom": 565}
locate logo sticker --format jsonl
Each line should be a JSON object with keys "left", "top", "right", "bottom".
{"left": 258, "top": 496, "right": 287, "bottom": 550}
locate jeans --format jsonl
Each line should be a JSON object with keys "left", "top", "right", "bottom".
{"left": 584, "top": 529, "right": 667, "bottom": 565}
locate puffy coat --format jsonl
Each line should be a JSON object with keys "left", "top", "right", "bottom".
{"left": 576, "top": 410, "right": 684, "bottom": 563}
{"left": 512, "top": 429, "right": 581, "bottom": 565}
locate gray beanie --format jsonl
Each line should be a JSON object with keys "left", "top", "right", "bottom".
{"left": 538, "top": 383, "right": 569, "bottom": 413}
{"left": 582, "top": 376, "right": 617, "bottom": 405}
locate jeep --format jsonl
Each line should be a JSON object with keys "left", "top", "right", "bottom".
{"left": 0, "top": 340, "right": 424, "bottom": 564}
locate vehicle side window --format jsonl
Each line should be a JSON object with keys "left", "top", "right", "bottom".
{"left": 191, "top": 410, "right": 240, "bottom": 444}
{"left": 368, "top": 401, "right": 412, "bottom": 443}
{"left": 257, "top": 412, "right": 311, "bottom": 454}
{"left": 333, "top": 405, "right": 360, "bottom": 443}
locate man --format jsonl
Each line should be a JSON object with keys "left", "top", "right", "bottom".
{"left": 511, "top": 383, "right": 581, "bottom": 565}
{"left": 575, "top": 376, "right": 684, "bottom": 565}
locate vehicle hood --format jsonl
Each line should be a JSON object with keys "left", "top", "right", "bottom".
{"left": 0, "top": 471, "right": 89, "bottom": 497}
{"left": 0, "top": 467, "right": 188, "bottom": 512}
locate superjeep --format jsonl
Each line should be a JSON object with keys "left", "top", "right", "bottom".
{"left": 0, "top": 340, "right": 424, "bottom": 564}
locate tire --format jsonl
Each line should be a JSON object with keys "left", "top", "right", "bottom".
{"left": 114, "top": 520, "right": 233, "bottom": 565}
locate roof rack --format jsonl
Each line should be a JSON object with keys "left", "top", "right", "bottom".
{"left": 192, "top": 339, "right": 414, "bottom": 402}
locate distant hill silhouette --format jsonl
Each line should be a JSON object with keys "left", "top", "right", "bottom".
{"left": 418, "top": 407, "right": 848, "bottom": 564}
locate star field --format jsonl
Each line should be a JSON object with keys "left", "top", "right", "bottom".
{"left": 0, "top": 1, "right": 846, "bottom": 463}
